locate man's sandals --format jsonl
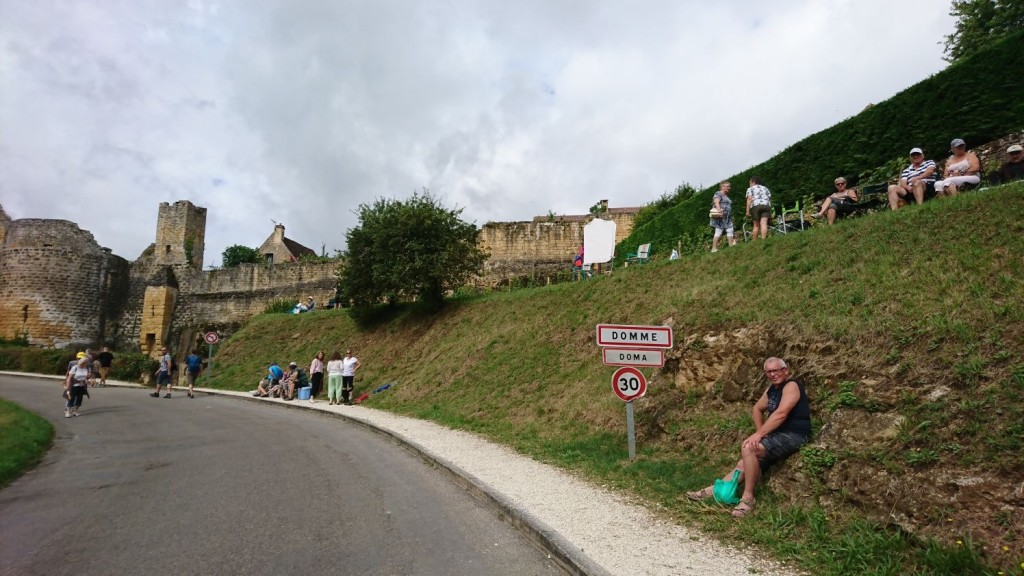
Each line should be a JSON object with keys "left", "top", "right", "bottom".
{"left": 731, "top": 498, "right": 756, "bottom": 518}
{"left": 683, "top": 487, "right": 714, "bottom": 502}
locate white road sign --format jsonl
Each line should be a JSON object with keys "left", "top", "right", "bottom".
{"left": 596, "top": 324, "right": 673, "bottom": 349}
{"left": 602, "top": 347, "right": 664, "bottom": 367}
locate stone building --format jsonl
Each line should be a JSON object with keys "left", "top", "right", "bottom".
{"left": 258, "top": 224, "right": 316, "bottom": 264}
{"left": 0, "top": 200, "right": 339, "bottom": 356}
{"left": 478, "top": 201, "right": 640, "bottom": 286}
{"left": 0, "top": 198, "right": 639, "bottom": 351}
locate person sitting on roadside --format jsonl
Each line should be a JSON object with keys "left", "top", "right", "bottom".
{"left": 811, "top": 177, "right": 859, "bottom": 224}
{"left": 283, "top": 361, "right": 308, "bottom": 401}
{"left": 989, "top": 143, "right": 1024, "bottom": 184}
{"left": 934, "top": 138, "right": 981, "bottom": 197}
{"left": 888, "top": 147, "right": 937, "bottom": 209}
{"left": 253, "top": 375, "right": 273, "bottom": 397}
{"left": 256, "top": 362, "right": 285, "bottom": 397}
{"left": 745, "top": 176, "right": 772, "bottom": 240}
{"left": 684, "top": 357, "right": 811, "bottom": 518}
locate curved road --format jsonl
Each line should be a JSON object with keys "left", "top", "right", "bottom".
{"left": 0, "top": 376, "right": 563, "bottom": 576}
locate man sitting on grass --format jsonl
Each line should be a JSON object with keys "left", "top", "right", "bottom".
{"left": 684, "top": 357, "right": 811, "bottom": 518}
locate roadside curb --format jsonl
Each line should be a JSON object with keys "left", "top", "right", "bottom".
{"left": 1, "top": 372, "right": 609, "bottom": 576}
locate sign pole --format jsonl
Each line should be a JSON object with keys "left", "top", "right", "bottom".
{"left": 625, "top": 401, "right": 636, "bottom": 460}
{"left": 207, "top": 342, "right": 213, "bottom": 379}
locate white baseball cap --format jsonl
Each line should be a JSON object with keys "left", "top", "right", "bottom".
{"left": 909, "top": 147, "right": 923, "bottom": 155}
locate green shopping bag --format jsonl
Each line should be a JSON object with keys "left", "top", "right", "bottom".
{"left": 713, "top": 470, "right": 741, "bottom": 505}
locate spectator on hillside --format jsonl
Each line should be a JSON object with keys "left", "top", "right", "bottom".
{"left": 934, "top": 138, "right": 981, "bottom": 197}
{"left": 96, "top": 346, "right": 114, "bottom": 387}
{"left": 709, "top": 181, "right": 736, "bottom": 252}
{"left": 292, "top": 296, "right": 316, "bottom": 314}
{"left": 989, "top": 143, "right": 1024, "bottom": 184}
{"left": 745, "top": 176, "right": 772, "bottom": 240}
{"left": 811, "top": 177, "right": 859, "bottom": 224}
{"left": 684, "top": 357, "right": 811, "bottom": 518}
{"left": 887, "top": 148, "right": 937, "bottom": 209}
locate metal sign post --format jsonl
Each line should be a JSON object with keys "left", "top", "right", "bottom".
{"left": 204, "top": 332, "right": 219, "bottom": 380}
{"left": 625, "top": 401, "right": 636, "bottom": 460}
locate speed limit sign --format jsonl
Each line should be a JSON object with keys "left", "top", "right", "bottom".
{"left": 611, "top": 366, "right": 647, "bottom": 402}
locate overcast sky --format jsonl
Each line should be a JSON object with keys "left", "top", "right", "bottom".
{"left": 0, "top": 0, "right": 953, "bottom": 266}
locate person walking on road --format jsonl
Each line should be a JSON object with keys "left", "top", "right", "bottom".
{"left": 309, "top": 351, "right": 325, "bottom": 403}
{"left": 341, "top": 349, "right": 361, "bottom": 405}
{"left": 96, "top": 346, "right": 114, "bottom": 387}
{"left": 150, "top": 347, "right": 173, "bottom": 398}
{"left": 64, "top": 358, "right": 91, "bottom": 417}
{"left": 185, "top": 350, "right": 203, "bottom": 399}
{"left": 326, "top": 351, "right": 344, "bottom": 406}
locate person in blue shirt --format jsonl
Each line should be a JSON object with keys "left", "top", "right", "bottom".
{"left": 185, "top": 351, "right": 203, "bottom": 399}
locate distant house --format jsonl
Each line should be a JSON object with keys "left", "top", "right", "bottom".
{"left": 258, "top": 224, "right": 316, "bottom": 264}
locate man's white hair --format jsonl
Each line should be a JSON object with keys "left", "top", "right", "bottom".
{"left": 764, "top": 357, "right": 788, "bottom": 368}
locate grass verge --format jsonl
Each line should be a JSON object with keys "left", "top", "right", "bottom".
{"left": 0, "top": 397, "right": 54, "bottom": 489}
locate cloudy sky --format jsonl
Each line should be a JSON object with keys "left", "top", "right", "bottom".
{"left": 1, "top": 0, "right": 953, "bottom": 266}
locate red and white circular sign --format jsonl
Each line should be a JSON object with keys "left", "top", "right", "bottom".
{"left": 610, "top": 366, "right": 647, "bottom": 402}
{"left": 203, "top": 332, "right": 219, "bottom": 344}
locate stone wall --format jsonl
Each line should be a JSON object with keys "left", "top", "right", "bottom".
{"left": 477, "top": 210, "right": 638, "bottom": 286}
{"left": 0, "top": 219, "right": 127, "bottom": 348}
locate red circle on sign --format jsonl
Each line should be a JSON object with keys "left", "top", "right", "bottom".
{"left": 611, "top": 366, "right": 647, "bottom": 402}
{"left": 204, "top": 332, "right": 219, "bottom": 344}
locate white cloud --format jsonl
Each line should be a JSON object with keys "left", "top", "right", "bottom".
{"left": 0, "top": 0, "right": 952, "bottom": 265}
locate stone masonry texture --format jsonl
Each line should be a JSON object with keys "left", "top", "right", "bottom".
{"left": 0, "top": 199, "right": 637, "bottom": 352}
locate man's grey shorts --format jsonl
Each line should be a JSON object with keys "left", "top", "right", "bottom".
{"left": 759, "top": 431, "right": 808, "bottom": 469}
{"left": 750, "top": 204, "right": 771, "bottom": 221}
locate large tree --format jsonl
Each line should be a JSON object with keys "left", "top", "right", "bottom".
{"left": 221, "top": 245, "right": 262, "bottom": 267}
{"left": 341, "top": 190, "right": 487, "bottom": 317}
{"left": 944, "top": 0, "right": 1024, "bottom": 62}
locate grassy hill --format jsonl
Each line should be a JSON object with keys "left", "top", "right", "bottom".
{"left": 615, "top": 29, "right": 1024, "bottom": 262}
{"left": 206, "top": 184, "right": 1024, "bottom": 575}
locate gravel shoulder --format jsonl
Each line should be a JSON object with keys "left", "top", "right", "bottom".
{"left": 4, "top": 373, "right": 799, "bottom": 576}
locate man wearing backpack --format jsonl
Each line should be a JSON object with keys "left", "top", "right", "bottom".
{"left": 185, "top": 350, "right": 203, "bottom": 399}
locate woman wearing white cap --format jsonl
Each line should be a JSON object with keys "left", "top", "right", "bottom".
{"left": 934, "top": 138, "right": 981, "bottom": 197}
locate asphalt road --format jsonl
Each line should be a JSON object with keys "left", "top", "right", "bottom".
{"left": 0, "top": 376, "right": 564, "bottom": 576}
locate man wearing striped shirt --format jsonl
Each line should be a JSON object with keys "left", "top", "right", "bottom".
{"left": 887, "top": 147, "right": 936, "bottom": 209}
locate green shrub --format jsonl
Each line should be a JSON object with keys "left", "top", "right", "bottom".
{"left": 109, "top": 353, "right": 159, "bottom": 383}
{"left": 263, "top": 299, "right": 296, "bottom": 314}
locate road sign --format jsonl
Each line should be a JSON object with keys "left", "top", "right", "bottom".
{"left": 204, "top": 332, "right": 219, "bottom": 344}
{"left": 611, "top": 366, "right": 647, "bottom": 402}
{"left": 602, "top": 347, "right": 664, "bottom": 367}
{"left": 596, "top": 324, "right": 673, "bottom": 349}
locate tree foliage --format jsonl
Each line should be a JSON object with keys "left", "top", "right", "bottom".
{"left": 944, "top": 0, "right": 1024, "bottom": 62}
{"left": 221, "top": 245, "right": 261, "bottom": 268}
{"left": 340, "top": 190, "right": 487, "bottom": 318}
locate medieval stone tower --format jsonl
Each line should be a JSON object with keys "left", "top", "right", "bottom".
{"left": 136, "top": 201, "right": 207, "bottom": 356}
{"left": 154, "top": 200, "right": 207, "bottom": 269}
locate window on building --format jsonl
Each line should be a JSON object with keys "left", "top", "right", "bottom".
{"left": 264, "top": 253, "right": 274, "bottom": 264}
{"left": 145, "top": 333, "right": 156, "bottom": 353}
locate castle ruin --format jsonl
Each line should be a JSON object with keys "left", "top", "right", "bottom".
{"left": 0, "top": 199, "right": 638, "bottom": 353}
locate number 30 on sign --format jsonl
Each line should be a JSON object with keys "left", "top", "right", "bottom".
{"left": 611, "top": 366, "right": 647, "bottom": 402}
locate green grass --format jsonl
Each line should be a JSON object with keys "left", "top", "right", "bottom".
{"left": 0, "top": 398, "right": 54, "bottom": 488}
{"left": 137, "top": 183, "right": 1024, "bottom": 574}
